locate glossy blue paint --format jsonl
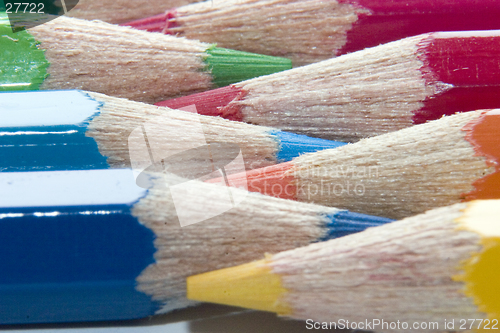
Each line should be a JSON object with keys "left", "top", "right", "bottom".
{"left": 272, "top": 130, "right": 347, "bottom": 162}
{"left": 0, "top": 125, "right": 109, "bottom": 172}
{"left": 321, "top": 211, "right": 394, "bottom": 240}
{"left": 0, "top": 204, "right": 160, "bottom": 324}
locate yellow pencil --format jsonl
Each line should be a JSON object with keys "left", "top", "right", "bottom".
{"left": 188, "top": 200, "right": 500, "bottom": 332}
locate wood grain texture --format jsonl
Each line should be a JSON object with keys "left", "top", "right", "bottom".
{"left": 87, "top": 92, "right": 280, "bottom": 171}
{"left": 292, "top": 111, "right": 491, "bottom": 219}
{"left": 134, "top": 172, "right": 340, "bottom": 313}
{"left": 67, "top": 0, "right": 202, "bottom": 23}
{"left": 30, "top": 17, "right": 213, "bottom": 103}
{"left": 271, "top": 203, "right": 483, "bottom": 332}
{"left": 224, "top": 35, "right": 434, "bottom": 141}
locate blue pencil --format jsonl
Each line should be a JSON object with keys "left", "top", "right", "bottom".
{"left": 0, "top": 169, "right": 393, "bottom": 324}
{"left": 0, "top": 90, "right": 345, "bottom": 172}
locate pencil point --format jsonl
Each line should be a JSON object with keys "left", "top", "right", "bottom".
{"left": 121, "top": 12, "right": 170, "bottom": 32}
{"left": 272, "top": 130, "right": 347, "bottom": 162}
{"left": 0, "top": 21, "right": 49, "bottom": 91}
{"left": 204, "top": 47, "right": 292, "bottom": 87}
{"left": 322, "top": 210, "right": 395, "bottom": 240}
{"left": 187, "top": 259, "right": 291, "bottom": 314}
{"left": 156, "top": 85, "right": 245, "bottom": 121}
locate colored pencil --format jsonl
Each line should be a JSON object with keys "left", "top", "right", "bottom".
{"left": 158, "top": 31, "right": 500, "bottom": 141}
{"left": 0, "top": 168, "right": 393, "bottom": 324}
{"left": 125, "top": 0, "right": 500, "bottom": 66}
{"left": 66, "top": 0, "right": 202, "bottom": 24}
{"left": 207, "top": 110, "right": 500, "bottom": 220}
{"left": 187, "top": 200, "right": 500, "bottom": 331}
{"left": 0, "top": 90, "right": 345, "bottom": 172}
{"left": 0, "top": 14, "right": 291, "bottom": 104}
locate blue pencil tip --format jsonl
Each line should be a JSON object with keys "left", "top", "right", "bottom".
{"left": 321, "top": 211, "right": 395, "bottom": 241}
{"left": 271, "top": 130, "right": 347, "bottom": 162}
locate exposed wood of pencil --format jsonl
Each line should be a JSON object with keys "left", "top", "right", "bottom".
{"left": 133, "top": 171, "right": 341, "bottom": 313}
{"left": 86, "top": 92, "right": 280, "bottom": 171}
{"left": 1, "top": 168, "right": 367, "bottom": 322}
{"left": 67, "top": 0, "right": 201, "bottom": 24}
{"left": 188, "top": 201, "right": 500, "bottom": 332}
{"left": 231, "top": 35, "right": 432, "bottom": 140}
{"left": 165, "top": 0, "right": 500, "bottom": 66}
{"left": 288, "top": 111, "right": 490, "bottom": 219}
{"left": 213, "top": 110, "right": 499, "bottom": 219}
{"left": 162, "top": 31, "right": 500, "bottom": 141}
{"left": 167, "top": 0, "right": 364, "bottom": 66}
{"left": 28, "top": 16, "right": 212, "bottom": 103}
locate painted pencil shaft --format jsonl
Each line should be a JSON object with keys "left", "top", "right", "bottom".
{"left": 0, "top": 169, "right": 392, "bottom": 324}
{"left": 188, "top": 200, "right": 500, "bottom": 333}
{"left": 0, "top": 15, "right": 291, "bottom": 103}
{"left": 66, "top": 0, "right": 202, "bottom": 24}
{"left": 208, "top": 110, "right": 500, "bottom": 220}
{"left": 0, "top": 90, "right": 344, "bottom": 172}
{"left": 128, "top": 0, "right": 500, "bottom": 66}
{"left": 159, "top": 31, "right": 500, "bottom": 141}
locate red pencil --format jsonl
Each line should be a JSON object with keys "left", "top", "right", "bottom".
{"left": 158, "top": 31, "right": 500, "bottom": 141}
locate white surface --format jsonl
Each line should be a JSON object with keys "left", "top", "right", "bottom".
{"left": 1, "top": 307, "right": 317, "bottom": 333}
{"left": 0, "top": 169, "right": 147, "bottom": 208}
{"left": 0, "top": 130, "right": 78, "bottom": 136}
{"left": 0, "top": 90, "right": 100, "bottom": 127}
{"left": 433, "top": 30, "right": 500, "bottom": 38}
{"left": 458, "top": 200, "right": 500, "bottom": 237}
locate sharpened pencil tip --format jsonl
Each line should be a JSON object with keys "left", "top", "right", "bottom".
{"left": 187, "top": 259, "right": 291, "bottom": 314}
{"left": 322, "top": 210, "right": 395, "bottom": 240}
{"left": 204, "top": 47, "right": 292, "bottom": 87}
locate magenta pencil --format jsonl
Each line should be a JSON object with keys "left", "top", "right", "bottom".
{"left": 125, "top": 0, "right": 500, "bottom": 66}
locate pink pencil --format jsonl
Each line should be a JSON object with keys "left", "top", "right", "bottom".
{"left": 125, "top": 0, "right": 500, "bottom": 66}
